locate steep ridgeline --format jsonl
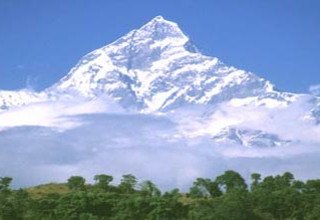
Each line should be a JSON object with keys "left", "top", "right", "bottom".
{"left": 0, "top": 16, "right": 296, "bottom": 111}
{"left": 47, "top": 16, "right": 294, "bottom": 112}
{"left": 0, "top": 16, "right": 318, "bottom": 147}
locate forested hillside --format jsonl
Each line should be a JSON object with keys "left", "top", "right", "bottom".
{"left": 1, "top": 171, "right": 320, "bottom": 219}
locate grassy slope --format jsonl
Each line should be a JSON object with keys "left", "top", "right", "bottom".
{"left": 26, "top": 183, "right": 70, "bottom": 199}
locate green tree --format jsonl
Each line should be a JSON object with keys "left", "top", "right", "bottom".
{"left": 189, "top": 178, "right": 221, "bottom": 198}
{"left": 119, "top": 174, "right": 137, "bottom": 194}
{"left": 251, "top": 173, "right": 261, "bottom": 191}
{"left": 0, "top": 177, "right": 12, "bottom": 191}
{"left": 150, "top": 189, "right": 188, "bottom": 219}
{"left": 93, "top": 174, "right": 113, "bottom": 191}
{"left": 32, "top": 193, "right": 60, "bottom": 219}
{"left": 216, "top": 170, "right": 247, "bottom": 192}
{"left": 140, "top": 180, "right": 161, "bottom": 197}
{"left": 67, "top": 176, "right": 86, "bottom": 191}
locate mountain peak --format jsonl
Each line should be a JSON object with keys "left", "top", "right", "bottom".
{"left": 149, "top": 15, "right": 166, "bottom": 22}
{"left": 47, "top": 16, "right": 282, "bottom": 112}
{"left": 144, "top": 15, "right": 175, "bottom": 26}
{"left": 1, "top": 17, "right": 319, "bottom": 151}
{"left": 136, "top": 16, "right": 188, "bottom": 42}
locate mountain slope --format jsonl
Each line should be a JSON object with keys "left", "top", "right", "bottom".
{"left": 0, "top": 90, "right": 46, "bottom": 111}
{"left": 0, "top": 16, "right": 298, "bottom": 112}
{"left": 47, "top": 16, "right": 297, "bottom": 112}
{"left": 0, "top": 16, "right": 319, "bottom": 147}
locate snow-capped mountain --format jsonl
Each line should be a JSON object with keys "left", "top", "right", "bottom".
{"left": 0, "top": 16, "right": 319, "bottom": 147}
{"left": 212, "top": 127, "right": 291, "bottom": 148}
{"left": 0, "top": 16, "right": 297, "bottom": 111}
{"left": 48, "top": 16, "right": 294, "bottom": 112}
{"left": 0, "top": 90, "right": 46, "bottom": 111}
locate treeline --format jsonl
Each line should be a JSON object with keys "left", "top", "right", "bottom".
{"left": 1, "top": 171, "right": 320, "bottom": 219}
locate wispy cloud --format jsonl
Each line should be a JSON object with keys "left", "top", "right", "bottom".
{"left": 0, "top": 97, "right": 123, "bottom": 131}
{"left": 309, "top": 84, "right": 320, "bottom": 96}
{"left": 25, "top": 75, "right": 39, "bottom": 91}
{"left": 16, "top": 64, "right": 24, "bottom": 69}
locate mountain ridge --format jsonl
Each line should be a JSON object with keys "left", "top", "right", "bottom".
{"left": 0, "top": 16, "right": 299, "bottom": 112}
{"left": 0, "top": 16, "right": 319, "bottom": 148}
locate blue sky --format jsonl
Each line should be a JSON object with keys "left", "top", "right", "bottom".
{"left": 0, "top": 0, "right": 319, "bottom": 93}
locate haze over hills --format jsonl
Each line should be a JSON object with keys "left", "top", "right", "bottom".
{"left": 0, "top": 16, "right": 320, "bottom": 188}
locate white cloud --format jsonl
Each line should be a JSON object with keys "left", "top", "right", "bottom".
{"left": 1, "top": 112, "right": 320, "bottom": 190}
{"left": 175, "top": 95, "right": 320, "bottom": 144}
{"left": 309, "top": 84, "right": 320, "bottom": 96}
{"left": 0, "top": 95, "right": 320, "bottom": 189}
{"left": 0, "top": 97, "right": 123, "bottom": 131}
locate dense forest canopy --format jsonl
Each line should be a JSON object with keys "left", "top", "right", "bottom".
{"left": 1, "top": 170, "right": 320, "bottom": 219}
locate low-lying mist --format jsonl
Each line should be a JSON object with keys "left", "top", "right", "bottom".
{"left": 0, "top": 98, "right": 320, "bottom": 190}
